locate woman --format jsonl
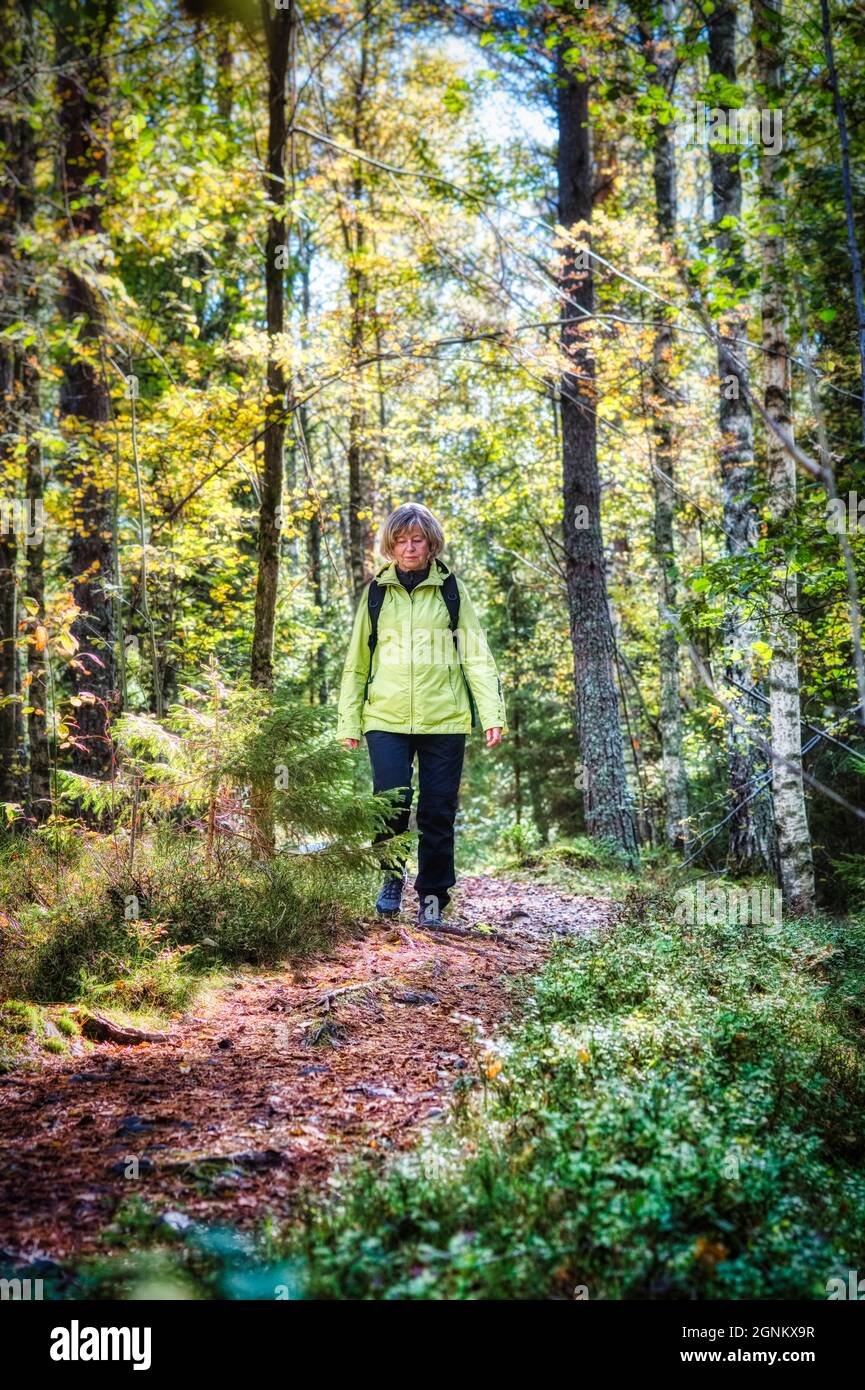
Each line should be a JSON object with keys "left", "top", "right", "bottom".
{"left": 336, "top": 503, "right": 507, "bottom": 927}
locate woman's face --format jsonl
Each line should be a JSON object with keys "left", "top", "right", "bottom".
{"left": 391, "top": 526, "right": 431, "bottom": 571}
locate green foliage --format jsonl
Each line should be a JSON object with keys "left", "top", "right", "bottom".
{"left": 0, "top": 1000, "right": 38, "bottom": 1035}
{"left": 0, "top": 682, "right": 412, "bottom": 1014}
{"left": 0, "top": 830, "right": 380, "bottom": 1008}
{"left": 270, "top": 892, "right": 865, "bottom": 1299}
{"left": 7, "top": 1197, "right": 301, "bottom": 1302}
{"left": 2, "top": 0, "right": 865, "bottom": 1298}
{"left": 0, "top": 999, "right": 77, "bottom": 1072}
{"left": 106, "top": 676, "right": 413, "bottom": 851}
{"left": 493, "top": 833, "right": 642, "bottom": 898}
{"left": 45, "top": 877, "right": 865, "bottom": 1299}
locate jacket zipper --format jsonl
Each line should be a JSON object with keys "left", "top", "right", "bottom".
{"left": 393, "top": 574, "right": 441, "bottom": 731}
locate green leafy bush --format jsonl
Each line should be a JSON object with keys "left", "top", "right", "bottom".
{"left": 276, "top": 894, "right": 865, "bottom": 1299}
{"left": 26, "top": 872, "right": 865, "bottom": 1300}
{"left": 0, "top": 683, "right": 411, "bottom": 1011}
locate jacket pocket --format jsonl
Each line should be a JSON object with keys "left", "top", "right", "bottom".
{"left": 447, "top": 664, "right": 465, "bottom": 710}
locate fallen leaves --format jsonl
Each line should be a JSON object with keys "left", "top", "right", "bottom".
{"left": 0, "top": 874, "right": 606, "bottom": 1260}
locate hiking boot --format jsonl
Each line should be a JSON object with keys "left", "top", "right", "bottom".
{"left": 375, "top": 872, "right": 406, "bottom": 917}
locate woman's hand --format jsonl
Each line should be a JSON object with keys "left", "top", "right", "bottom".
{"left": 341, "top": 737, "right": 360, "bottom": 750}
{"left": 484, "top": 727, "right": 504, "bottom": 748}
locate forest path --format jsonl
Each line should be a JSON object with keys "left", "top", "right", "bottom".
{"left": 0, "top": 875, "right": 610, "bottom": 1263}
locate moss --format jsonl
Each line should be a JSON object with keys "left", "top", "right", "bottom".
{"left": 0, "top": 1000, "right": 38, "bottom": 1034}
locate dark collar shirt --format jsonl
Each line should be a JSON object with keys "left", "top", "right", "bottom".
{"left": 395, "top": 562, "right": 431, "bottom": 593}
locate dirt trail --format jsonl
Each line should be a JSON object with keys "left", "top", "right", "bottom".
{"left": 0, "top": 875, "right": 609, "bottom": 1262}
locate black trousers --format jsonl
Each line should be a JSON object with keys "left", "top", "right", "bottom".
{"left": 365, "top": 731, "right": 466, "bottom": 913}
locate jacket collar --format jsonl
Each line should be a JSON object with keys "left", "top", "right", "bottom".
{"left": 373, "top": 558, "right": 447, "bottom": 589}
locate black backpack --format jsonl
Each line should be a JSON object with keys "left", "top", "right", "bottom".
{"left": 364, "top": 557, "right": 478, "bottom": 728}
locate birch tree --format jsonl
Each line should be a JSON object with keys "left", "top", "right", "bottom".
{"left": 639, "top": 0, "right": 689, "bottom": 850}
{"left": 706, "top": 0, "right": 774, "bottom": 874}
{"left": 752, "top": 0, "right": 815, "bottom": 912}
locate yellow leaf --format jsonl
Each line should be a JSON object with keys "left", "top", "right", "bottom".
{"left": 34, "top": 624, "right": 48, "bottom": 652}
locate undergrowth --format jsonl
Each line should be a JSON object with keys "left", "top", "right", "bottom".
{"left": 29, "top": 869, "right": 865, "bottom": 1299}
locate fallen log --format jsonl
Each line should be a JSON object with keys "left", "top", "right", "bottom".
{"left": 161, "top": 1148, "right": 285, "bottom": 1173}
{"left": 80, "top": 1012, "right": 168, "bottom": 1045}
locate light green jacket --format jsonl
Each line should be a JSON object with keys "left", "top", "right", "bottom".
{"left": 335, "top": 560, "right": 508, "bottom": 740}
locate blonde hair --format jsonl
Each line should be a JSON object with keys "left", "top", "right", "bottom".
{"left": 379, "top": 503, "right": 445, "bottom": 561}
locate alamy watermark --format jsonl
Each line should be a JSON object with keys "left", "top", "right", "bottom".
{"left": 681, "top": 104, "right": 783, "bottom": 155}
{"left": 372, "top": 624, "right": 494, "bottom": 668}
{"left": 0, "top": 497, "right": 44, "bottom": 546}
{"left": 1, "top": 1276, "right": 43, "bottom": 1300}
{"left": 674, "top": 883, "right": 782, "bottom": 928}
{"left": 826, "top": 1270, "right": 865, "bottom": 1299}
{"left": 49, "top": 1322, "right": 151, "bottom": 1370}
{"left": 826, "top": 492, "right": 865, "bottom": 534}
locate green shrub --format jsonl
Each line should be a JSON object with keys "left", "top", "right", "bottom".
{"left": 0, "top": 682, "right": 412, "bottom": 1013}
{"left": 0, "top": 1000, "right": 49, "bottom": 1072}
{"left": 274, "top": 896, "right": 865, "bottom": 1299}
{"left": 0, "top": 1000, "right": 38, "bottom": 1034}
{"left": 3, "top": 838, "right": 375, "bottom": 1005}
{"left": 33, "top": 870, "right": 865, "bottom": 1301}
{"left": 0, "top": 822, "right": 88, "bottom": 913}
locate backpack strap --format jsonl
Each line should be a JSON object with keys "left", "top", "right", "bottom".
{"left": 437, "top": 559, "right": 460, "bottom": 632}
{"left": 364, "top": 572, "right": 387, "bottom": 702}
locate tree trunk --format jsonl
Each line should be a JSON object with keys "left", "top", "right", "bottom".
{"left": 298, "top": 238, "right": 327, "bottom": 706}
{"left": 250, "top": 0, "right": 293, "bottom": 690}
{"left": 819, "top": 0, "right": 865, "bottom": 443}
{"left": 526, "top": 745, "right": 552, "bottom": 847}
{"left": 556, "top": 44, "right": 638, "bottom": 861}
{"left": 0, "top": 0, "right": 20, "bottom": 805}
{"left": 0, "top": 524, "right": 16, "bottom": 804}
{"left": 55, "top": 0, "right": 118, "bottom": 776}
{"left": 706, "top": 1, "right": 774, "bottom": 874}
{"left": 250, "top": 0, "right": 294, "bottom": 857}
{"left": 641, "top": 5, "right": 689, "bottom": 851}
{"left": 512, "top": 701, "right": 523, "bottom": 826}
{"left": 17, "top": 0, "right": 49, "bottom": 819}
{"left": 753, "top": 0, "right": 815, "bottom": 913}
{"left": 211, "top": 24, "right": 239, "bottom": 342}
{"left": 346, "top": 9, "right": 374, "bottom": 605}
{"left": 347, "top": 281, "right": 371, "bottom": 604}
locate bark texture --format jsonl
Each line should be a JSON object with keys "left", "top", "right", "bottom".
{"left": 753, "top": 0, "right": 815, "bottom": 912}
{"left": 55, "top": 0, "right": 118, "bottom": 775}
{"left": 642, "top": 5, "right": 689, "bottom": 850}
{"left": 250, "top": 0, "right": 293, "bottom": 691}
{"left": 0, "top": 0, "right": 21, "bottom": 804}
{"left": 707, "top": 1, "right": 774, "bottom": 874}
{"left": 556, "top": 44, "right": 638, "bottom": 861}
